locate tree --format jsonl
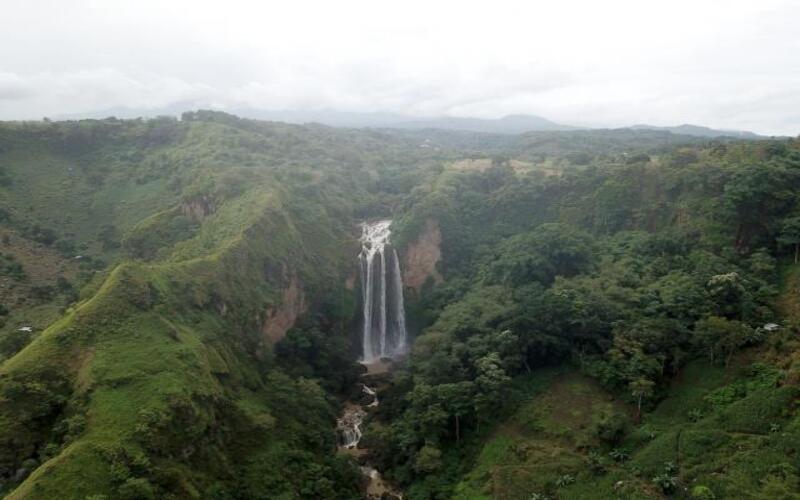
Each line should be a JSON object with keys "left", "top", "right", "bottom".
{"left": 694, "top": 316, "right": 754, "bottom": 367}
{"left": 777, "top": 216, "right": 800, "bottom": 263}
{"left": 117, "top": 478, "right": 156, "bottom": 500}
{"left": 613, "top": 318, "right": 688, "bottom": 376}
{"left": 437, "top": 382, "right": 474, "bottom": 442}
{"left": 722, "top": 163, "right": 800, "bottom": 250}
{"left": 483, "top": 223, "right": 595, "bottom": 286}
{"left": 747, "top": 248, "right": 777, "bottom": 279}
{"left": 629, "top": 378, "right": 655, "bottom": 423}
{"left": 414, "top": 444, "right": 443, "bottom": 473}
{"left": 596, "top": 331, "right": 661, "bottom": 391}
{"left": 706, "top": 272, "right": 749, "bottom": 319}
{"left": 473, "top": 353, "right": 511, "bottom": 430}
{"left": 406, "top": 383, "right": 450, "bottom": 442}
{"left": 645, "top": 272, "right": 708, "bottom": 324}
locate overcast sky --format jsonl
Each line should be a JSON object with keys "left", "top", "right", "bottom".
{"left": 1, "top": 0, "right": 798, "bottom": 135}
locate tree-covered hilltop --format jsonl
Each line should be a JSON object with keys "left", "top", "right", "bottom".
{"left": 371, "top": 138, "right": 800, "bottom": 498}
{"left": 0, "top": 112, "right": 798, "bottom": 499}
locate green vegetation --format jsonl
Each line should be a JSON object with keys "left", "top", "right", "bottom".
{"left": 0, "top": 113, "right": 441, "bottom": 498}
{"left": 0, "top": 112, "right": 799, "bottom": 498}
{"left": 371, "top": 136, "right": 800, "bottom": 498}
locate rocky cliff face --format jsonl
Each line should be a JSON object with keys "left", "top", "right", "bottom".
{"left": 261, "top": 274, "right": 307, "bottom": 343}
{"left": 402, "top": 218, "right": 444, "bottom": 293}
{"left": 181, "top": 195, "right": 217, "bottom": 222}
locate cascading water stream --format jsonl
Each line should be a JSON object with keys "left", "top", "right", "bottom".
{"left": 336, "top": 385, "right": 377, "bottom": 448}
{"left": 363, "top": 385, "right": 379, "bottom": 408}
{"left": 337, "top": 383, "right": 401, "bottom": 498}
{"left": 358, "top": 220, "right": 408, "bottom": 363}
{"left": 337, "top": 405, "right": 367, "bottom": 449}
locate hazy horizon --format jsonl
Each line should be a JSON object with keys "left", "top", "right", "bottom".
{"left": 1, "top": 0, "right": 799, "bottom": 135}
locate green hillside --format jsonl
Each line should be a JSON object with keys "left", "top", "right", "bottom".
{"left": 0, "top": 113, "right": 799, "bottom": 499}
{"left": 367, "top": 137, "right": 800, "bottom": 499}
{"left": 0, "top": 113, "right": 439, "bottom": 498}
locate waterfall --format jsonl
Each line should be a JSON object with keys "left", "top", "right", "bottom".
{"left": 358, "top": 220, "right": 408, "bottom": 363}
{"left": 363, "top": 384, "right": 379, "bottom": 407}
{"left": 337, "top": 385, "right": 378, "bottom": 449}
{"left": 392, "top": 248, "right": 407, "bottom": 352}
{"left": 337, "top": 406, "right": 366, "bottom": 449}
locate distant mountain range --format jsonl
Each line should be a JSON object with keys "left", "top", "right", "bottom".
{"left": 53, "top": 105, "right": 769, "bottom": 138}
{"left": 389, "top": 114, "right": 578, "bottom": 133}
{"left": 629, "top": 123, "right": 763, "bottom": 139}
{"left": 57, "top": 106, "right": 578, "bottom": 133}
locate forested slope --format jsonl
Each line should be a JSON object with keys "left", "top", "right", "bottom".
{"left": 372, "top": 138, "right": 800, "bottom": 499}
{"left": 0, "top": 112, "right": 447, "bottom": 499}
{"left": 0, "top": 112, "right": 798, "bottom": 499}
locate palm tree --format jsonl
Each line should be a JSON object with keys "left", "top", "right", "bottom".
{"left": 629, "top": 378, "right": 655, "bottom": 423}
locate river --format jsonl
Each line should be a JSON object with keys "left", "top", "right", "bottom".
{"left": 337, "top": 363, "right": 402, "bottom": 499}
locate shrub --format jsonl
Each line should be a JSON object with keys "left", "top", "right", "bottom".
{"left": 117, "top": 478, "right": 156, "bottom": 500}
{"left": 593, "top": 410, "right": 628, "bottom": 445}
{"left": 0, "top": 330, "right": 31, "bottom": 359}
{"left": 555, "top": 474, "right": 575, "bottom": 487}
{"left": 690, "top": 485, "right": 716, "bottom": 499}
{"left": 609, "top": 448, "right": 629, "bottom": 462}
{"left": 688, "top": 408, "right": 704, "bottom": 422}
{"left": 29, "top": 284, "right": 56, "bottom": 301}
{"left": 586, "top": 451, "right": 607, "bottom": 475}
{"left": 414, "top": 444, "right": 443, "bottom": 473}
{"left": 652, "top": 472, "right": 678, "bottom": 493}
{"left": 714, "top": 386, "right": 797, "bottom": 434}
{"left": 98, "top": 224, "right": 121, "bottom": 251}
{"left": 0, "top": 255, "right": 26, "bottom": 281}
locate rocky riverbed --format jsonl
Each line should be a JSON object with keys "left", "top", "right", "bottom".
{"left": 337, "top": 362, "right": 402, "bottom": 499}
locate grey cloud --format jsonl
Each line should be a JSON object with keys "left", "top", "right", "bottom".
{"left": 0, "top": 87, "right": 33, "bottom": 100}
{"left": 0, "top": 0, "right": 797, "bottom": 135}
{"left": 0, "top": 73, "right": 35, "bottom": 100}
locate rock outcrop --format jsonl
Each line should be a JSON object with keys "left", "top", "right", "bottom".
{"left": 403, "top": 218, "right": 444, "bottom": 293}
{"left": 181, "top": 194, "right": 217, "bottom": 222}
{"left": 262, "top": 275, "right": 306, "bottom": 343}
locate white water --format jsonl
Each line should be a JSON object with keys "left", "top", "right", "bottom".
{"left": 359, "top": 220, "right": 408, "bottom": 363}
{"left": 363, "top": 384, "right": 379, "bottom": 408}
{"left": 336, "top": 385, "right": 377, "bottom": 448}
{"left": 361, "top": 466, "right": 397, "bottom": 499}
{"left": 337, "top": 405, "right": 367, "bottom": 449}
{"left": 392, "top": 252, "right": 407, "bottom": 352}
{"left": 337, "top": 383, "right": 402, "bottom": 498}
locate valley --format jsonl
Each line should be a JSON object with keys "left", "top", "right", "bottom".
{"left": 0, "top": 112, "right": 798, "bottom": 499}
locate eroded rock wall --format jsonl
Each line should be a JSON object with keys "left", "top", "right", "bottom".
{"left": 262, "top": 274, "right": 307, "bottom": 343}
{"left": 403, "top": 218, "right": 444, "bottom": 293}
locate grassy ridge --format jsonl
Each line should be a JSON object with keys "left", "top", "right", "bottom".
{"left": 0, "top": 116, "right": 376, "bottom": 498}
{"left": 0, "top": 191, "right": 351, "bottom": 496}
